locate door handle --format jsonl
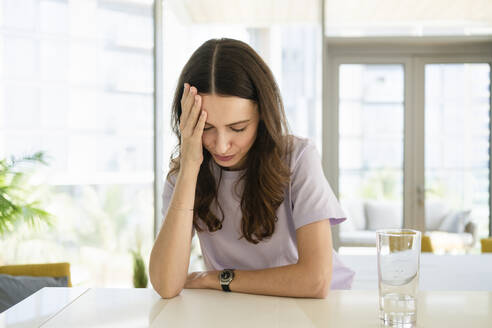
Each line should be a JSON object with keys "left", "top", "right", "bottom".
{"left": 416, "top": 185, "right": 434, "bottom": 205}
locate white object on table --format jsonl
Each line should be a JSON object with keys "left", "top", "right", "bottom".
{"left": 2, "top": 287, "right": 492, "bottom": 328}
{"left": 340, "top": 253, "right": 492, "bottom": 291}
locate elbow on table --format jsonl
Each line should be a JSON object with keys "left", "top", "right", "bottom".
{"left": 149, "top": 272, "right": 183, "bottom": 299}
{"left": 312, "top": 273, "right": 332, "bottom": 299}
{"left": 313, "top": 285, "right": 330, "bottom": 299}
{"left": 313, "top": 281, "right": 330, "bottom": 299}
{"left": 153, "top": 283, "right": 183, "bottom": 299}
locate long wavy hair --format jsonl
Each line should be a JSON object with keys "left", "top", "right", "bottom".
{"left": 168, "top": 38, "right": 292, "bottom": 244}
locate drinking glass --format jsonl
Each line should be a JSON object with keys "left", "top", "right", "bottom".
{"left": 376, "top": 229, "right": 421, "bottom": 327}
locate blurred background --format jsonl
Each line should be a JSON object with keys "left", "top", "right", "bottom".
{"left": 0, "top": 0, "right": 491, "bottom": 287}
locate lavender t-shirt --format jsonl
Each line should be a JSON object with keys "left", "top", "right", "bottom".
{"left": 162, "top": 136, "right": 355, "bottom": 289}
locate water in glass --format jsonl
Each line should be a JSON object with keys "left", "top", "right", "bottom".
{"left": 377, "top": 230, "right": 421, "bottom": 327}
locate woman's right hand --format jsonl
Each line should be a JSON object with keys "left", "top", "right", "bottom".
{"left": 179, "top": 83, "right": 207, "bottom": 171}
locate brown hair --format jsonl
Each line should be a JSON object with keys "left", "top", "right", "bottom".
{"left": 169, "top": 38, "right": 292, "bottom": 244}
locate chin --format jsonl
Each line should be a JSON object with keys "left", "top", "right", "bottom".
{"left": 214, "top": 158, "right": 238, "bottom": 167}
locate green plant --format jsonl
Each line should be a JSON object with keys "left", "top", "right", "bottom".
{"left": 131, "top": 248, "right": 148, "bottom": 288}
{"left": 0, "top": 152, "right": 52, "bottom": 237}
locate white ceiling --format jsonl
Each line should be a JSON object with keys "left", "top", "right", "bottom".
{"left": 168, "top": 0, "right": 492, "bottom": 35}
{"left": 168, "top": 0, "right": 320, "bottom": 25}
{"left": 325, "top": 0, "right": 492, "bottom": 24}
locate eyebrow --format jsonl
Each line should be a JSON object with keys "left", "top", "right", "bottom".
{"left": 205, "top": 119, "right": 250, "bottom": 127}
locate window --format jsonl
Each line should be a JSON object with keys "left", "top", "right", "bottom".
{"left": 425, "top": 63, "right": 490, "bottom": 243}
{"left": 338, "top": 64, "right": 405, "bottom": 232}
{"left": 0, "top": 0, "right": 155, "bottom": 287}
{"left": 327, "top": 40, "right": 492, "bottom": 253}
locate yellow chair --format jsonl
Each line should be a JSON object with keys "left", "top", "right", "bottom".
{"left": 0, "top": 262, "right": 72, "bottom": 287}
{"left": 481, "top": 238, "right": 492, "bottom": 253}
{"left": 421, "top": 235, "right": 434, "bottom": 253}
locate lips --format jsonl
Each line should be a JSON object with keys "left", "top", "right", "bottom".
{"left": 215, "top": 154, "right": 235, "bottom": 162}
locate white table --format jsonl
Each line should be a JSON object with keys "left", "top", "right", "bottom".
{"left": 0, "top": 287, "right": 88, "bottom": 328}
{"left": 340, "top": 254, "right": 492, "bottom": 291}
{"left": 1, "top": 287, "right": 492, "bottom": 327}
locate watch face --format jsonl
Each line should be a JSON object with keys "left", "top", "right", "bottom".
{"left": 220, "top": 269, "right": 234, "bottom": 284}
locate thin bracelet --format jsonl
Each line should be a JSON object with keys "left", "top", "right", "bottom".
{"left": 169, "top": 204, "right": 194, "bottom": 211}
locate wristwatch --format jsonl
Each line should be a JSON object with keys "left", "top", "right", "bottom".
{"left": 219, "top": 269, "right": 235, "bottom": 292}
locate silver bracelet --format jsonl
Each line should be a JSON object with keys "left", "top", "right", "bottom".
{"left": 169, "top": 204, "right": 194, "bottom": 212}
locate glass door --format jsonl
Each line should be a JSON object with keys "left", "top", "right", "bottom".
{"left": 337, "top": 64, "right": 405, "bottom": 246}
{"left": 423, "top": 62, "right": 491, "bottom": 253}
{"left": 328, "top": 42, "right": 492, "bottom": 253}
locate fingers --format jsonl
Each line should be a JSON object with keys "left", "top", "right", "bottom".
{"left": 193, "top": 110, "right": 207, "bottom": 137}
{"left": 182, "top": 83, "right": 190, "bottom": 101}
{"left": 183, "top": 86, "right": 196, "bottom": 116}
{"left": 187, "top": 94, "right": 202, "bottom": 129}
{"left": 182, "top": 93, "right": 202, "bottom": 135}
{"left": 181, "top": 84, "right": 197, "bottom": 124}
{"left": 180, "top": 83, "right": 190, "bottom": 118}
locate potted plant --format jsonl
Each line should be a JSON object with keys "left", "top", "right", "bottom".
{"left": 131, "top": 248, "right": 148, "bottom": 288}
{"left": 0, "top": 152, "right": 52, "bottom": 238}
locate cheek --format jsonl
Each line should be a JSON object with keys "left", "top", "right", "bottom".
{"left": 238, "top": 130, "right": 257, "bottom": 149}
{"left": 202, "top": 133, "right": 213, "bottom": 149}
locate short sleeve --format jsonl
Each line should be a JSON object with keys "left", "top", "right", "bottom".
{"left": 291, "top": 141, "right": 347, "bottom": 230}
{"left": 161, "top": 174, "right": 196, "bottom": 238}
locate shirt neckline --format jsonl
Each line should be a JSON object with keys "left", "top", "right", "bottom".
{"left": 210, "top": 160, "right": 246, "bottom": 179}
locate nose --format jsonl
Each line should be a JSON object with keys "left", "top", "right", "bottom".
{"left": 215, "top": 132, "right": 231, "bottom": 155}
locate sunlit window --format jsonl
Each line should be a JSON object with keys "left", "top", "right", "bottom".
{"left": 0, "top": 0, "right": 154, "bottom": 287}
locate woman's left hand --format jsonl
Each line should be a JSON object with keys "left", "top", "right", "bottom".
{"left": 184, "top": 271, "right": 219, "bottom": 289}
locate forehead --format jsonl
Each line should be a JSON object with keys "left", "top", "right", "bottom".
{"left": 199, "top": 94, "right": 257, "bottom": 125}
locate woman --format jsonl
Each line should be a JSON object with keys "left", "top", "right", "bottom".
{"left": 149, "top": 38, "right": 354, "bottom": 299}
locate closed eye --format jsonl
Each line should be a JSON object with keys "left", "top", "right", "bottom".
{"left": 203, "top": 126, "right": 247, "bottom": 132}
